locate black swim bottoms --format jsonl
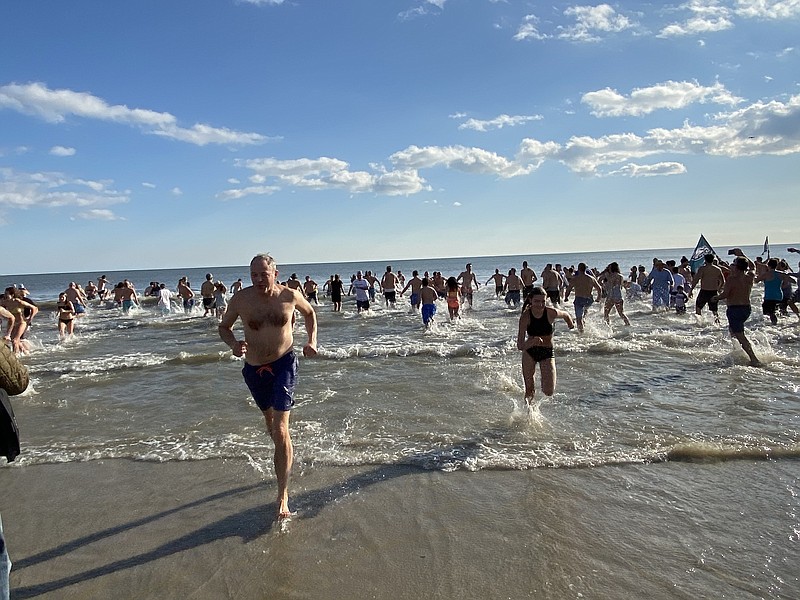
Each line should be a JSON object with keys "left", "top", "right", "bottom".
{"left": 526, "top": 346, "right": 554, "bottom": 363}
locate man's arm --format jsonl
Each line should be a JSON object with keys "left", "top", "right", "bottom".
{"left": 1, "top": 306, "right": 15, "bottom": 339}
{"left": 218, "top": 297, "right": 246, "bottom": 357}
{"left": 293, "top": 290, "right": 318, "bottom": 357}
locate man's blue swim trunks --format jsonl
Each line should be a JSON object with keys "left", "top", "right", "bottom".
{"left": 241, "top": 351, "right": 298, "bottom": 412}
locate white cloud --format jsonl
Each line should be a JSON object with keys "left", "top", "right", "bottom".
{"left": 659, "top": 0, "right": 734, "bottom": 37}
{"left": 735, "top": 0, "right": 800, "bottom": 19}
{"left": 225, "top": 156, "right": 429, "bottom": 199}
{"left": 75, "top": 208, "right": 124, "bottom": 221}
{"left": 49, "top": 145, "right": 76, "bottom": 157}
{"left": 237, "top": 0, "right": 285, "bottom": 5}
{"left": 171, "top": 187, "right": 183, "bottom": 196}
{"left": 390, "top": 145, "right": 534, "bottom": 178}
{"left": 458, "top": 113, "right": 543, "bottom": 131}
{"left": 453, "top": 201, "right": 462, "bottom": 206}
{"left": 0, "top": 82, "right": 269, "bottom": 146}
{"left": 514, "top": 15, "right": 549, "bottom": 41}
{"left": 142, "top": 182, "right": 156, "bottom": 188}
{"left": 0, "top": 167, "right": 129, "bottom": 211}
{"left": 558, "top": 4, "right": 635, "bottom": 42}
{"left": 582, "top": 80, "right": 743, "bottom": 117}
{"left": 607, "top": 162, "right": 688, "bottom": 177}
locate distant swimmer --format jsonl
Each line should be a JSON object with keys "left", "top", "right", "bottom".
{"left": 97, "top": 275, "right": 110, "bottom": 301}
{"left": 505, "top": 268, "right": 523, "bottom": 308}
{"left": 457, "top": 263, "right": 480, "bottom": 309}
{"left": 419, "top": 277, "right": 438, "bottom": 329}
{"left": 352, "top": 271, "right": 371, "bottom": 313}
{"left": 541, "top": 264, "right": 562, "bottom": 306}
{"left": 177, "top": 277, "right": 195, "bottom": 314}
{"left": 517, "top": 287, "right": 575, "bottom": 401}
{"left": 218, "top": 253, "right": 317, "bottom": 521}
{"left": 646, "top": 261, "right": 674, "bottom": 311}
{"left": 520, "top": 261, "right": 538, "bottom": 297}
{"left": 56, "top": 292, "right": 76, "bottom": 338}
{"left": 446, "top": 276, "right": 461, "bottom": 320}
{"left": 303, "top": 276, "right": 319, "bottom": 305}
{"left": 401, "top": 270, "right": 423, "bottom": 311}
{"left": 690, "top": 254, "right": 725, "bottom": 324}
{"left": 599, "top": 262, "right": 630, "bottom": 326}
{"left": 201, "top": 273, "right": 216, "bottom": 317}
{"left": 329, "top": 274, "right": 345, "bottom": 312}
{"left": 486, "top": 269, "right": 506, "bottom": 299}
{"left": 230, "top": 278, "right": 243, "bottom": 295}
{"left": 118, "top": 281, "right": 139, "bottom": 314}
{"left": 564, "top": 263, "right": 601, "bottom": 333}
{"left": 712, "top": 249, "right": 761, "bottom": 366}
{"left": 381, "top": 266, "right": 399, "bottom": 307}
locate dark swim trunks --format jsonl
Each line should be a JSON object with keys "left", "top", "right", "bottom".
{"left": 726, "top": 305, "right": 751, "bottom": 334}
{"left": 241, "top": 351, "right": 298, "bottom": 412}
{"left": 526, "top": 346, "right": 554, "bottom": 363}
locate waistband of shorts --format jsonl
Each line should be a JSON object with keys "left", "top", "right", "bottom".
{"left": 244, "top": 350, "right": 296, "bottom": 371}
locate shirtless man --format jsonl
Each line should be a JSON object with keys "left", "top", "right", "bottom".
{"left": 419, "top": 278, "right": 439, "bottom": 329}
{"left": 564, "top": 263, "right": 602, "bottom": 332}
{"left": 364, "top": 271, "right": 380, "bottom": 303}
{"left": 218, "top": 254, "right": 317, "bottom": 520}
{"left": 177, "top": 277, "right": 195, "bottom": 314}
{"left": 285, "top": 274, "right": 304, "bottom": 296}
{"left": 520, "top": 261, "right": 538, "bottom": 297}
{"left": 401, "top": 270, "right": 424, "bottom": 310}
{"left": 303, "top": 276, "right": 319, "bottom": 305}
{"left": 690, "top": 254, "right": 725, "bottom": 323}
{"left": 712, "top": 249, "right": 760, "bottom": 366}
{"left": 64, "top": 282, "right": 88, "bottom": 316}
{"left": 97, "top": 275, "right": 110, "bottom": 301}
{"left": 505, "top": 268, "right": 523, "bottom": 307}
{"left": 201, "top": 273, "right": 216, "bottom": 317}
{"left": 381, "top": 266, "right": 400, "bottom": 307}
{"left": 540, "top": 264, "right": 562, "bottom": 306}
{"left": 457, "top": 263, "right": 480, "bottom": 308}
{"left": 485, "top": 269, "right": 506, "bottom": 299}
{"left": 119, "top": 281, "right": 139, "bottom": 314}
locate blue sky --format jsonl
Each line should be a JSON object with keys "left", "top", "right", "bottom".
{"left": 1, "top": 0, "right": 799, "bottom": 274}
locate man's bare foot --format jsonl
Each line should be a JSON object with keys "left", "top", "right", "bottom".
{"left": 277, "top": 496, "right": 292, "bottom": 520}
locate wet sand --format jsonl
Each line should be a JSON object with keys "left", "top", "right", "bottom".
{"left": 3, "top": 457, "right": 798, "bottom": 599}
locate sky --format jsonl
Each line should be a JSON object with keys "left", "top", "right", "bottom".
{"left": 1, "top": 0, "right": 799, "bottom": 275}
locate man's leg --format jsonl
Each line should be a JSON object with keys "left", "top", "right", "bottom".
{"left": 264, "top": 408, "right": 293, "bottom": 518}
{"left": 733, "top": 331, "right": 761, "bottom": 366}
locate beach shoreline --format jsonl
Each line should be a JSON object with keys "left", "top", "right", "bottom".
{"left": 3, "top": 456, "right": 798, "bottom": 599}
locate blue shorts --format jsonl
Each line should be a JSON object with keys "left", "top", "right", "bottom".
{"left": 422, "top": 303, "right": 436, "bottom": 325}
{"left": 726, "top": 305, "right": 751, "bottom": 334}
{"left": 242, "top": 351, "right": 298, "bottom": 412}
{"left": 74, "top": 302, "right": 86, "bottom": 314}
{"left": 410, "top": 293, "right": 420, "bottom": 307}
{"left": 573, "top": 296, "right": 593, "bottom": 319}
{"left": 505, "top": 290, "right": 521, "bottom": 305}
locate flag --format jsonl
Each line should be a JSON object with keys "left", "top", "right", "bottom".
{"left": 689, "top": 234, "right": 716, "bottom": 273}
{"left": 762, "top": 236, "right": 770, "bottom": 259}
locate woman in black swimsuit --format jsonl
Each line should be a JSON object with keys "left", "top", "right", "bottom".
{"left": 517, "top": 287, "right": 575, "bottom": 401}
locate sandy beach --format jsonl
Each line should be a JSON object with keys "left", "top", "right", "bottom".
{"left": 3, "top": 456, "right": 798, "bottom": 599}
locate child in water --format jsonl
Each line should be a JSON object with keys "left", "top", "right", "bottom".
{"left": 446, "top": 276, "right": 460, "bottom": 321}
{"left": 671, "top": 285, "right": 689, "bottom": 314}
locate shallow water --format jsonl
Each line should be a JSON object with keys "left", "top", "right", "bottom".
{"left": 4, "top": 246, "right": 800, "bottom": 598}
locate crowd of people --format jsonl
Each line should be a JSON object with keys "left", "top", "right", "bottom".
{"left": 3, "top": 247, "right": 800, "bottom": 527}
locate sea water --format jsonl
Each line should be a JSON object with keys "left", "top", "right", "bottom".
{"left": 3, "top": 245, "right": 800, "bottom": 598}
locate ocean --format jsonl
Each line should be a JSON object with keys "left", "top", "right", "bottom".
{"left": 2, "top": 244, "right": 799, "bottom": 599}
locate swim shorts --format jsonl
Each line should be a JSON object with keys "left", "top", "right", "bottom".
{"left": 203, "top": 297, "right": 216, "bottom": 309}
{"left": 74, "top": 303, "right": 86, "bottom": 314}
{"left": 357, "top": 300, "right": 370, "bottom": 311}
{"left": 410, "top": 293, "right": 420, "bottom": 307}
{"left": 495, "top": 286, "right": 504, "bottom": 295}
{"left": 422, "top": 303, "right": 436, "bottom": 325}
{"left": 695, "top": 289, "right": 719, "bottom": 312}
{"left": 505, "top": 290, "right": 521, "bottom": 306}
{"left": 384, "top": 291, "right": 396, "bottom": 303}
{"left": 726, "top": 305, "right": 751, "bottom": 334}
{"left": 526, "top": 346, "right": 554, "bottom": 363}
{"left": 122, "top": 300, "right": 134, "bottom": 313}
{"left": 241, "top": 351, "right": 298, "bottom": 412}
{"left": 573, "top": 296, "right": 593, "bottom": 319}
{"left": 546, "top": 289, "right": 560, "bottom": 305}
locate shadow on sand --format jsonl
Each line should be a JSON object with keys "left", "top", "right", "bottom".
{"left": 12, "top": 443, "right": 482, "bottom": 598}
